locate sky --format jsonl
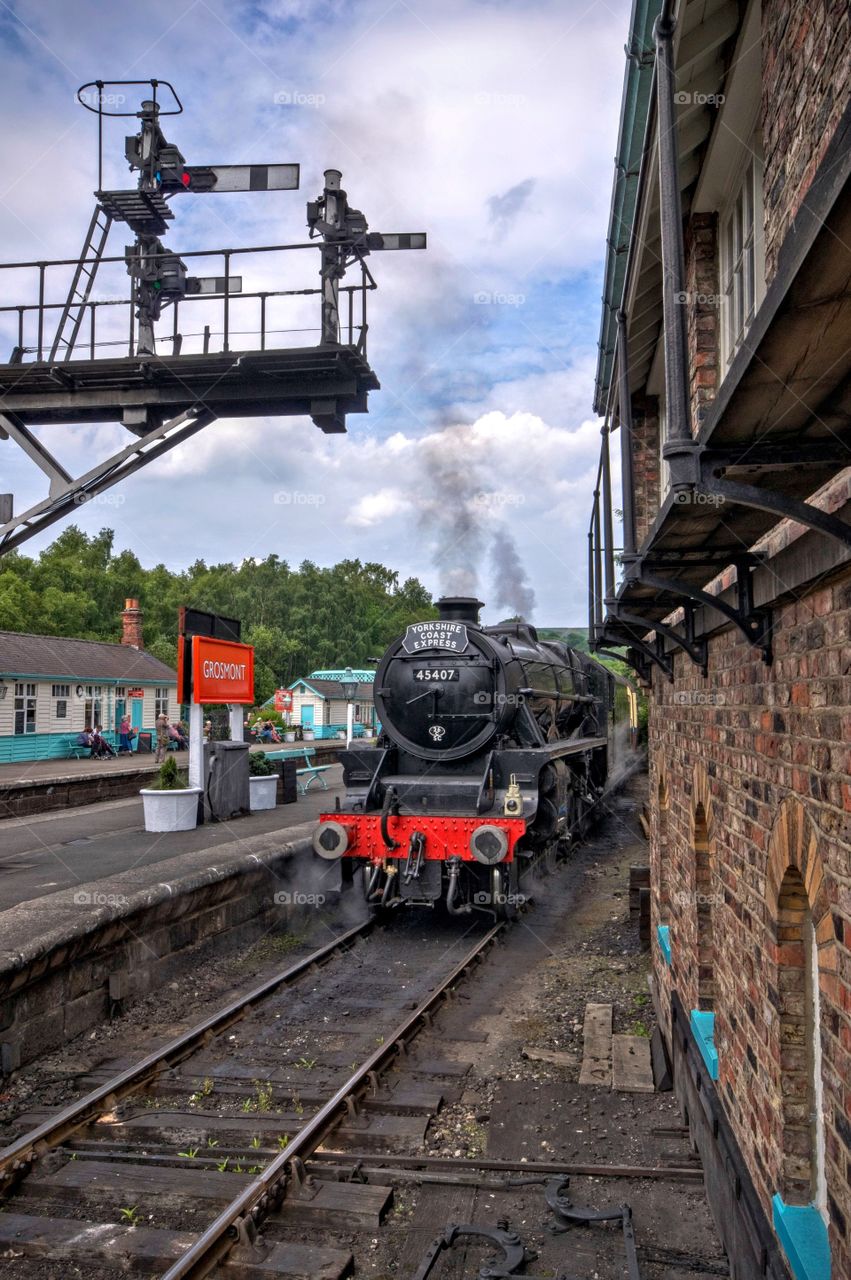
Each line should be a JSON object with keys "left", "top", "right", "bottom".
{"left": 0, "top": 0, "right": 631, "bottom": 625}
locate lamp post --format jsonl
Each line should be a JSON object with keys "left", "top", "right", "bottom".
{"left": 339, "top": 667, "right": 358, "bottom": 748}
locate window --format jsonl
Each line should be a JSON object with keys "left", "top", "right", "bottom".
{"left": 115, "top": 686, "right": 126, "bottom": 697}
{"left": 14, "top": 682, "right": 37, "bottom": 734}
{"left": 720, "top": 152, "right": 764, "bottom": 369}
{"left": 155, "top": 688, "right": 169, "bottom": 718}
{"left": 51, "top": 683, "right": 69, "bottom": 720}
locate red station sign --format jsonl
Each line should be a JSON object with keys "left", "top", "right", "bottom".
{"left": 274, "top": 688, "right": 293, "bottom": 712}
{"left": 191, "top": 636, "right": 255, "bottom": 705}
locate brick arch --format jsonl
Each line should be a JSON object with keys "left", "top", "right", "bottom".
{"left": 691, "top": 763, "right": 716, "bottom": 1010}
{"left": 766, "top": 798, "right": 832, "bottom": 942}
{"left": 765, "top": 798, "right": 837, "bottom": 1206}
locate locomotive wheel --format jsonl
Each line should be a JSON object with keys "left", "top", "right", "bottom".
{"left": 493, "top": 862, "right": 520, "bottom": 922}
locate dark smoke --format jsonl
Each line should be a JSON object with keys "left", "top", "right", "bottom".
{"left": 489, "top": 527, "right": 536, "bottom": 618}
{"left": 417, "top": 424, "right": 536, "bottom": 618}
{"left": 418, "top": 428, "right": 486, "bottom": 596}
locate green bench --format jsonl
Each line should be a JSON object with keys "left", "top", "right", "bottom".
{"left": 266, "top": 746, "right": 333, "bottom": 794}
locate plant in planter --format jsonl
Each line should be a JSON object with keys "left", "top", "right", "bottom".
{"left": 248, "top": 751, "right": 278, "bottom": 811}
{"left": 140, "top": 756, "right": 202, "bottom": 832}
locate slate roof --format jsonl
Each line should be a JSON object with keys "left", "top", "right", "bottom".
{"left": 289, "top": 677, "right": 375, "bottom": 701}
{"left": 0, "top": 630, "right": 176, "bottom": 682}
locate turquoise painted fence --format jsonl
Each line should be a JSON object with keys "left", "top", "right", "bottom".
{"left": 0, "top": 729, "right": 154, "bottom": 763}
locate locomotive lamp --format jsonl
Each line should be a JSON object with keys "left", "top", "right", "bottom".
{"left": 339, "top": 667, "right": 358, "bottom": 748}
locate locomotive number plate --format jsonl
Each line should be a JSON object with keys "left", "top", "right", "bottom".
{"left": 414, "top": 668, "right": 459, "bottom": 681}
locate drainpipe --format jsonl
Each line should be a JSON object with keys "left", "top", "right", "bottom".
{"left": 654, "top": 1, "right": 700, "bottom": 491}
{"left": 601, "top": 425, "right": 616, "bottom": 604}
{"left": 616, "top": 310, "right": 638, "bottom": 576}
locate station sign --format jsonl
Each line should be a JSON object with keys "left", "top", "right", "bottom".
{"left": 126, "top": 687, "right": 145, "bottom": 699}
{"left": 191, "top": 636, "right": 255, "bottom": 705}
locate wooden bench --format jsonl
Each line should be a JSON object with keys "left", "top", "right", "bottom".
{"left": 67, "top": 737, "right": 92, "bottom": 760}
{"left": 266, "top": 746, "right": 333, "bottom": 794}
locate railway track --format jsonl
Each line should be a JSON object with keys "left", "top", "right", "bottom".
{"left": 0, "top": 912, "right": 511, "bottom": 1278}
{"left": 0, "top": 814, "right": 717, "bottom": 1280}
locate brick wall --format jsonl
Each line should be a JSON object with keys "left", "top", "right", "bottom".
{"left": 630, "top": 394, "right": 660, "bottom": 547}
{"left": 762, "top": 0, "right": 851, "bottom": 283}
{"left": 648, "top": 576, "right": 851, "bottom": 1274}
{"left": 684, "top": 212, "right": 719, "bottom": 433}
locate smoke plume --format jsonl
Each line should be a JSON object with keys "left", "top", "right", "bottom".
{"left": 489, "top": 526, "right": 536, "bottom": 618}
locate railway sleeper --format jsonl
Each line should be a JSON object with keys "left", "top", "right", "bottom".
{"left": 0, "top": 1209, "right": 355, "bottom": 1277}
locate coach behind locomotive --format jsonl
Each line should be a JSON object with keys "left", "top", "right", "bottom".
{"left": 313, "top": 597, "right": 636, "bottom": 916}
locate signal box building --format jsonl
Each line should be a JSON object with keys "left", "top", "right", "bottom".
{"left": 0, "top": 600, "right": 176, "bottom": 762}
{"left": 589, "top": 2, "right": 851, "bottom": 1278}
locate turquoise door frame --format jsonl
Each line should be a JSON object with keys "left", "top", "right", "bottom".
{"left": 301, "top": 704, "right": 314, "bottom": 729}
{"left": 130, "top": 697, "right": 144, "bottom": 750}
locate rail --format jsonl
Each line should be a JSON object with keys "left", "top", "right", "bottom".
{"left": 0, "top": 917, "right": 372, "bottom": 1194}
{"left": 0, "top": 239, "right": 374, "bottom": 364}
{"left": 160, "top": 921, "right": 506, "bottom": 1280}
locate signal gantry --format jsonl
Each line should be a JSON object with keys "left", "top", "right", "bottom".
{"left": 0, "top": 79, "right": 425, "bottom": 553}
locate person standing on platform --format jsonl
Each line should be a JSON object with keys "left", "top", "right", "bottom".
{"left": 154, "top": 711, "right": 168, "bottom": 757}
{"left": 119, "top": 712, "right": 132, "bottom": 754}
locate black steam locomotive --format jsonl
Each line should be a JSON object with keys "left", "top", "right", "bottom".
{"left": 313, "top": 597, "right": 637, "bottom": 916}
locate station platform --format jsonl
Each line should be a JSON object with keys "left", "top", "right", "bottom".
{"left": 0, "top": 765, "right": 344, "bottom": 913}
{"left": 0, "top": 739, "right": 347, "bottom": 819}
{"left": 0, "top": 766, "right": 347, "bottom": 1070}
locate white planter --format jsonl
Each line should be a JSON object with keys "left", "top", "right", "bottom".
{"left": 140, "top": 786, "right": 202, "bottom": 832}
{"left": 303, "top": 729, "right": 315, "bottom": 740}
{"left": 284, "top": 732, "right": 296, "bottom": 742}
{"left": 249, "top": 774, "right": 278, "bottom": 811}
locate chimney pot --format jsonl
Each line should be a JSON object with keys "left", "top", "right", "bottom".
{"left": 121, "top": 599, "right": 144, "bottom": 649}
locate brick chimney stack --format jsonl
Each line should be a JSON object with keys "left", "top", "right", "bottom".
{"left": 121, "top": 598, "right": 143, "bottom": 649}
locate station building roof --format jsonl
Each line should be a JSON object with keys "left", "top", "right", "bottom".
{"left": 0, "top": 629, "right": 176, "bottom": 684}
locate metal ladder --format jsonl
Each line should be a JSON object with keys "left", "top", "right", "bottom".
{"left": 48, "top": 205, "right": 113, "bottom": 362}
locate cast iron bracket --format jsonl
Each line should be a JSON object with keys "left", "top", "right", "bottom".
{"left": 701, "top": 468, "right": 851, "bottom": 552}
{"left": 640, "top": 557, "right": 772, "bottom": 663}
{"left": 546, "top": 1177, "right": 641, "bottom": 1280}
{"left": 616, "top": 605, "right": 707, "bottom": 675}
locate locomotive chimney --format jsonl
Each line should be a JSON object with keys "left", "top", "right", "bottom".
{"left": 436, "top": 596, "right": 484, "bottom": 625}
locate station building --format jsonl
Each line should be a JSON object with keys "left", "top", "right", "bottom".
{"left": 287, "top": 669, "right": 376, "bottom": 738}
{"left": 589, "top": 2, "right": 851, "bottom": 1277}
{"left": 0, "top": 599, "right": 177, "bottom": 762}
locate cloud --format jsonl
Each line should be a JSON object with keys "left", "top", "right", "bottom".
{"left": 0, "top": 0, "right": 630, "bottom": 626}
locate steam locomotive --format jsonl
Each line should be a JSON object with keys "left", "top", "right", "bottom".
{"left": 312, "top": 597, "right": 637, "bottom": 917}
